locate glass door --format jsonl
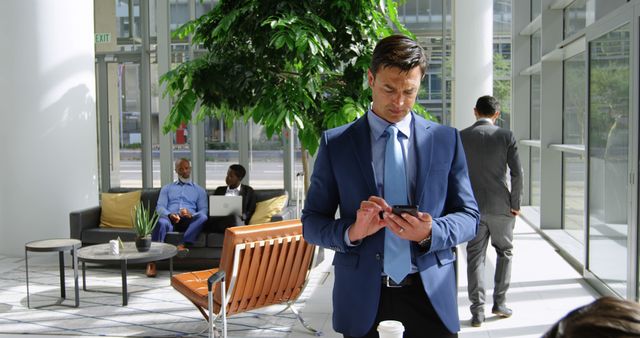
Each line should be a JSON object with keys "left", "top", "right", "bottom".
{"left": 585, "top": 3, "right": 636, "bottom": 298}
{"left": 96, "top": 54, "right": 146, "bottom": 189}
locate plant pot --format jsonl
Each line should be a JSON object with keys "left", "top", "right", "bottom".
{"left": 135, "top": 236, "right": 152, "bottom": 252}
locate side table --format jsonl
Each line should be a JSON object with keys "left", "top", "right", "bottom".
{"left": 25, "top": 238, "right": 81, "bottom": 308}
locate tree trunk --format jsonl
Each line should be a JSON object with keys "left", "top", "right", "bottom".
{"left": 300, "top": 147, "right": 311, "bottom": 195}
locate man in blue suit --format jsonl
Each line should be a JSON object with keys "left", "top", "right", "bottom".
{"left": 302, "top": 35, "right": 479, "bottom": 338}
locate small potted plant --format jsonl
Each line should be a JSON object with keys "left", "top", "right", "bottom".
{"left": 132, "top": 201, "right": 158, "bottom": 252}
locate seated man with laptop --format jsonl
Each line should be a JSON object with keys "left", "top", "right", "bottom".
{"left": 210, "top": 164, "right": 257, "bottom": 232}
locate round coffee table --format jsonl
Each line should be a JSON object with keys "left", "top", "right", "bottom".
{"left": 77, "top": 242, "right": 177, "bottom": 306}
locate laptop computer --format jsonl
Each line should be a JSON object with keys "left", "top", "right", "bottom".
{"left": 209, "top": 195, "right": 243, "bottom": 217}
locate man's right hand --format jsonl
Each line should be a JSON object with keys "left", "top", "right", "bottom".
{"left": 169, "top": 213, "right": 181, "bottom": 224}
{"left": 179, "top": 208, "right": 192, "bottom": 218}
{"left": 347, "top": 196, "right": 388, "bottom": 242}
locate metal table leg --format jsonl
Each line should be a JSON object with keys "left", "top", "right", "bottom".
{"left": 82, "top": 261, "right": 87, "bottom": 291}
{"left": 59, "top": 251, "right": 66, "bottom": 299}
{"left": 73, "top": 247, "right": 79, "bottom": 307}
{"left": 25, "top": 249, "right": 30, "bottom": 308}
{"left": 121, "top": 261, "right": 128, "bottom": 306}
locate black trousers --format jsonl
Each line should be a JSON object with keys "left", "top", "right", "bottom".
{"left": 344, "top": 274, "right": 457, "bottom": 338}
{"left": 208, "top": 214, "right": 244, "bottom": 233}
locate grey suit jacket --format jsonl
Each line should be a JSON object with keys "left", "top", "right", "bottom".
{"left": 460, "top": 120, "right": 523, "bottom": 215}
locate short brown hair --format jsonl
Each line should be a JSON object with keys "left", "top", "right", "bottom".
{"left": 542, "top": 297, "right": 640, "bottom": 338}
{"left": 370, "top": 35, "right": 427, "bottom": 78}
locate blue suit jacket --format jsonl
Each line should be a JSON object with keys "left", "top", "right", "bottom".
{"left": 301, "top": 113, "right": 479, "bottom": 336}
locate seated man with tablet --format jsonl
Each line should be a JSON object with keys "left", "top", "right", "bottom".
{"left": 210, "top": 164, "right": 257, "bottom": 232}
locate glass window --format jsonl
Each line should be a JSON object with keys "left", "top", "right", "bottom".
{"left": 494, "top": 0, "right": 512, "bottom": 35}
{"left": 531, "top": 30, "right": 541, "bottom": 64}
{"left": 114, "top": 62, "right": 143, "bottom": 188}
{"left": 587, "top": 23, "right": 630, "bottom": 297}
{"left": 100, "top": 0, "right": 457, "bottom": 190}
{"left": 116, "top": 0, "right": 141, "bottom": 43}
{"left": 401, "top": 1, "right": 453, "bottom": 125}
{"left": 150, "top": 63, "right": 161, "bottom": 187}
{"left": 164, "top": 1, "right": 211, "bottom": 187}
{"left": 563, "top": 153, "right": 585, "bottom": 244}
{"left": 530, "top": 70, "right": 541, "bottom": 213}
{"left": 530, "top": 74, "right": 541, "bottom": 139}
{"left": 108, "top": 58, "right": 161, "bottom": 188}
{"left": 430, "top": 73, "right": 442, "bottom": 99}
{"left": 563, "top": 53, "right": 586, "bottom": 145}
{"left": 564, "top": 0, "right": 587, "bottom": 38}
{"left": 562, "top": 52, "right": 586, "bottom": 244}
{"left": 422, "top": 64, "right": 443, "bottom": 101}
{"left": 170, "top": 1, "right": 189, "bottom": 31}
{"left": 204, "top": 117, "right": 240, "bottom": 189}
{"left": 399, "top": 0, "right": 445, "bottom": 32}
{"left": 195, "top": 0, "right": 217, "bottom": 18}
{"left": 494, "top": 1, "right": 512, "bottom": 130}
{"left": 494, "top": 44, "right": 511, "bottom": 130}
{"left": 531, "top": 0, "right": 541, "bottom": 20}
{"left": 249, "top": 122, "right": 287, "bottom": 189}
{"left": 494, "top": 42, "right": 511, "bottom": 60}
{"left": 530, "top": 147, "right": 541, "bottom": 211}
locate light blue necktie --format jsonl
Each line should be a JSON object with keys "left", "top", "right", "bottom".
{"left": 383, "top": 125, "right": 412, "bottom": 283}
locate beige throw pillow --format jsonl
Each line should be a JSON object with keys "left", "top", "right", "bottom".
{"left": 248, "top": 195, "right": 288, "bottom": 225}
{"left": 99, "top": 190, "right": 142, "bottom": 228}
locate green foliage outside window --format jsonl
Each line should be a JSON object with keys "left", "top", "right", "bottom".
{"left": 493, "top": 52, "right": 511, "bottom": 127}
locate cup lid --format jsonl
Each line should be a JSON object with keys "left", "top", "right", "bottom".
{"left": 377, "top": 320, "right": 404, "bottom": 333}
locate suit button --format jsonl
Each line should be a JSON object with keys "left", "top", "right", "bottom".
{"left": 376, "top": 253, "right": 381, "bottom": 260}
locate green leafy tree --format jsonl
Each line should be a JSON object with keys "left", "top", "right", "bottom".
{"left": 160, "top": 0, "right": 425, "bottom": 190}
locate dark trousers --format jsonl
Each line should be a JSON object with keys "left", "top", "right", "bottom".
{"left": 466, "top": 214, "right": 515, "bottom": 315}
{"left": 209, "top": 214, "right": 244, "bottom": 233}
{"left": 344, "top": 274, "right": 457, "bottom": 338}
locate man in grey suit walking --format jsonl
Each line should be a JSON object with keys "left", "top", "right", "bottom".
{"left": 460, "top": 95, "right": 523, "bottom": 327}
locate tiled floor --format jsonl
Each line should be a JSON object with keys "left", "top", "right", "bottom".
{"left": 299, "top": 216, "right": 598, "bottom": 338}
{"left": 0, "top": 216, "right": 599, "bottom": 337}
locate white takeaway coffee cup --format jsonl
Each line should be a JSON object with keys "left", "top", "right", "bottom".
{"left": 377, "top": 320, "right": 404, "bottom": 338}
{"left": 109, "top": 239, "right": 120, "bottom": 255}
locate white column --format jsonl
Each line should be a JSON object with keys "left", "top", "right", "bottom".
{"left": 453, "top": 0, "right": 493, "bottom": 130}
{"left": 0, "top": 1, "right": 98, "bottom": 256}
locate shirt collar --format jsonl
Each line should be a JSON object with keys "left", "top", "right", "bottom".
{"left": 367, "top": 110, "right": 413, "bottom": 140}
{"left": 478, "top": 117, "right": 494, "bottom": 125}
{"left": 227, "top": 185, "right": 241, "bottom": 193}
{"left": 175, "top": 180, "right": 193, "bottom": 186}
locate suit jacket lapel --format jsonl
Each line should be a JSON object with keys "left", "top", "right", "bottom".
{"left": 414, "top": 115, "right": 434, "bottom": 206}
{"left": 240, "top": 184, "right": 249, "bottom": 211}
{"left": 349, "top": 115, "right": 378, "bottom": 196}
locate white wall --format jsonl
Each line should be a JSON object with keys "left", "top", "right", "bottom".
{"left": 453, "top": 0, "right": 493, "bottom": 130}
{"left": 0, "top": 1, "right": 99, "bottom": 256}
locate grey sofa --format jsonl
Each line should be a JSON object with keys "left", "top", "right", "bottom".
{"left": 69, "top": 188, "right": 293, "bottom": 268}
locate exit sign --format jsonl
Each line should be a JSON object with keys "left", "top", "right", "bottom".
{"left": 95, "top": 33, "right": 111, "bottom": 44}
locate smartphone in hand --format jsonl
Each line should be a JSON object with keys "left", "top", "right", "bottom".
{"left": 391, "top": 205, "right": 419, "bottom": 217}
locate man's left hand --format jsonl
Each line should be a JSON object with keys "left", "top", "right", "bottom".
{"left": 384, "top": 210, "right": 432, "bottom": 242}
